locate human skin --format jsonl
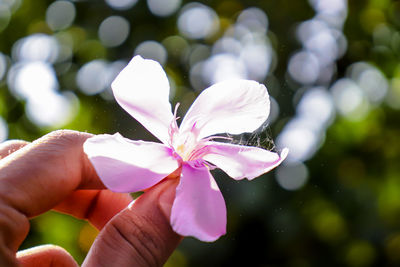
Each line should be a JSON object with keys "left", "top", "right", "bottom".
{"left": 0, "top": 130, "right": 181, "bottom": 266}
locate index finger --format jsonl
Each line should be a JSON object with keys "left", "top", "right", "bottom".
{"left": 0, "top": 130, "right": 104, "bottom": 218}
{"left": 0, "top": 130, "right": 134, "bottom": 260}
{"left": 0, "top": 136, "right": 131, "bottom": 231}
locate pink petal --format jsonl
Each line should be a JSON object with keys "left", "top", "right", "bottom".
{"left": 171, "top": 163, "right": 226, "bottom": 242}
{"left": 180, "top": 79, "right": 270, "bottom": 139}
{"left": 83, "top": 133, "right": 179, "bottom": 193}
{"left": 112, "top": 56, "right": 173, "bottom": 144}
{"left": 202, "top": 142, "right": 289, "bottom": 180}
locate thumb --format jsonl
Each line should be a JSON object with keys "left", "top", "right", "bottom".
{"left": 82, "top": 178, "right": 181, "bottom": 267}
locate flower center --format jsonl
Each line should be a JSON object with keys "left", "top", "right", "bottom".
{"left": 168, "top": 103, "right": 203, "bottom": 162}
{"left": 173, "top": 131, "right": 198, "bottom": 161}
{"left": 176, "top": 144, "right": 185, "bottom": 154}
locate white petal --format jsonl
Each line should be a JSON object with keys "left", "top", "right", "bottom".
{"left": 83, "top": 133, "right": 179, "bottom": 192}
{"left": 171, "top": 163, "right": 226, "bottom": 242}
{"left": 203, "top": 142, "right": 288, "bottom": 180}
{"left": 112, "top": 56, "right": 173, "bottom": 144}
{"left": 180, "top": 79, "right": 270, "bottom": 139}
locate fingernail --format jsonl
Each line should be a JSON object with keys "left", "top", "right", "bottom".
{"left": 127, "top": 199, "right": 136, "bottom": 209}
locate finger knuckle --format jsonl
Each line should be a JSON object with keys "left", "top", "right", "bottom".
{"left": 107, "top": 212, "right": 164, "bottom": 267}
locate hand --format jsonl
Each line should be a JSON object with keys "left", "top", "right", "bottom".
{"left": 0, "top": 130, "right": 181, "bottom": 266}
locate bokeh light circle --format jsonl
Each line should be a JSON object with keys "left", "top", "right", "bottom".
{"left": 105, "top": 0, "right": 138, "bottom": 10}
{"left": 46, "top": 0, "right": 76, "bottom": 31}
{"left": 12, "top": 34, "right": 59, "bottom": 63}
{"left": 236, "top": 7, "right": 269, "bottom": 34}
{"left": 0, "top": 4, "right": 11, "bottom": 32}
{"left": 0, "top": 53, "right": 7, "bottom": 81}
{"left": 288, "top": 50, "right": 320, "bottom": 84}
{"left": 147, "top": 0, "right": 181, "bottom": 17}
{"left": 98, "top": 16, "right": 130, "bottom": 47}
{"left": 331, "top": 78, "right": 369, "bottom": 120}
{"left": 76, "top": 60, "right": 109, "bottom": 95}
{"left": 7, "top": 61, "right": 58, "bottom": 100}
{"left": 276, "top": 162, "right": 309, "bottom": 191}
{"left": 177, "top": 3, "right": 219, "bottom": 39}
{"left": 134, "top": 41, "right": 167, "bottom": 65}
{"left": 26, "top": 92, "right": 77, "bottom": 127}
{"left": 0, "top": 116, "right": 8, "bottom": 142}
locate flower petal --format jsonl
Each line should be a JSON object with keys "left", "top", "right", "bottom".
{"left": 112, "top": 56, "right": 173, "bottom": 144}
{"left": 171, "top": 163, "right": 226, "bottom": 242}
{"left": 83, "top": 133, "right": 179, "bottom": 193}
{"left": 180, "top": 79, "right": 270, "bottom": 139}
{"left": 202, "top": 142, "right": 288, "bottom": 180}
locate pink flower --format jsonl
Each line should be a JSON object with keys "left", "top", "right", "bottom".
{"left": 83, "top": 56, "right": 288, "bottom": 242}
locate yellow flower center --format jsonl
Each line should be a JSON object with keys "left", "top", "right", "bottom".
{"left": 173, "top": 131, "right": 198, "bottom": 161}
{"left": 176, "top": 144, "right": 187, "bottom": 158}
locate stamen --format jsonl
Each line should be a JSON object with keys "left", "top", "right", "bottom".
{"left": 188, "top": 145, "right": 209, "bottom": 161}
{"left": 186, "top": 135, "right": 232, "bottom": 161}
{"left": 173, "top": 102, "right": 180, "bottom": 120}
{"left": 169, "top": 104, "right": 235, "bottom": 162}
{"left": 168, "top": 103, "right": 181, "bottom": 146}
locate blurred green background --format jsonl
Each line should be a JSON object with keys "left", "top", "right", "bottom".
{"left": 1, "top": 0, "right": 400, "bottom": 266}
